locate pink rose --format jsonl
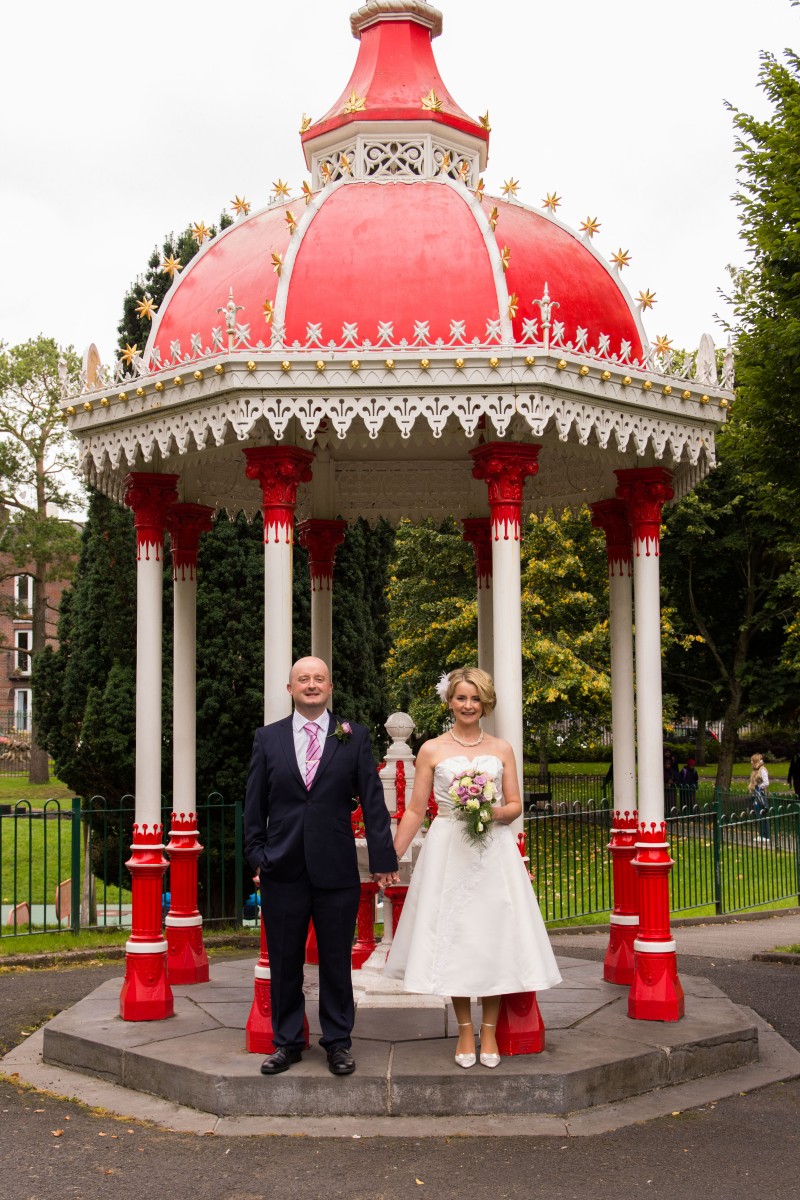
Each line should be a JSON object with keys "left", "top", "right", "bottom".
{"left": 341, "top": 721, "right": 353, "bottom": 735}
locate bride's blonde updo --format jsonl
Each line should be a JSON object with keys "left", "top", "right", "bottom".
{"left": 444, "top": 667, "right": 497, "bottom": 715}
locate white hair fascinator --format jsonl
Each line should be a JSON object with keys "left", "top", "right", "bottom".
{"left": 435, "top": 670, "right": 451, "bottom": 704}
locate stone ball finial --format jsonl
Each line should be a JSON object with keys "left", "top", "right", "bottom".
{"left": 384, "top": 711, "right": 416, "bottom": 744}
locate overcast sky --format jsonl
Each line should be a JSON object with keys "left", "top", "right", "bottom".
{"left": 1, "top": 0, "right": 797, "bottom": 364}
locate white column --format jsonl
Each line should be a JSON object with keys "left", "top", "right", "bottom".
{"left": 609, "top": 566, "right": 636, "bottom": 810}
{"left": 471, "top": 443, "right": 541, "bottom": 817}
{"left": 462, "top": 517, "right": 495, "bottom": 736}
{"left": 243, "top": 447, "right": 315, "bottom": 724}
{"left": 297, "top": 518, "right": 346, "bottom": 672}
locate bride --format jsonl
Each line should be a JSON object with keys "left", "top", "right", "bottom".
{"left": 384, "top": 667, "right": 561, "bottom": 1068}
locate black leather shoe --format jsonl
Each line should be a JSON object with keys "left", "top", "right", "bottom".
{"left": 327, "top": 1047, "right": 356, "bottom": 1076}
{"left": 260, "top": 1047, "right": 302, "bottom": 1075}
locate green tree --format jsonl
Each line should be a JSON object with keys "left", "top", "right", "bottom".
{"left": 660, "top": 452, "right": 798, "bottom": 788}
{"left": 118, "top": 214, "right": 233, "bottom": 354}
{"left": 0, "top": 336, "right": 84, "bottom": 781}
{"left": 724, "top": 40, "right": 800, "bottom": 520}
{"left": 385, "top": 518, "right": 477, "bottom": 737}
{"left": 520, "top": 509, "right": 610, "bottom": 770}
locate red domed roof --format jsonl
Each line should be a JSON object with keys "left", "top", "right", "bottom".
{"left": 148, "top": 182, "right": 644, "bottom": 363}
{"left": 146, "top": 2, "right": 645, "bottom": 368}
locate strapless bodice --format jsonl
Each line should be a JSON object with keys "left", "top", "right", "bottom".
{"left": 432, "top": 754, "right": 503, "bottom": 816}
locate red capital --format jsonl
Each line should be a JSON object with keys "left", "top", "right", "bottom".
{"left": 589, "top": 498, "right": 632, "bottom": 577}
{"left": 167, "top": 503, "right": 215, "bottom": 581}
{"left": 462, "top": 517, "right": 493, "bottom": 586}
{"left": 243, "top": 447, "right": 314, "bottom": 545}
{"left": 614, "top": 467, "right": 674, "bottom": 558}
{"left": 470, "top": 442, "right": 541, "bottom": 541}
{"left": 124, "top": 472, "right": 180, "bottom": 561}
{"left": 297, "top": 518, "right": 347, "bottom": 590}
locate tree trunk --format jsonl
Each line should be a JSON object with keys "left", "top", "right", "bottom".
{"left": 28, "top": 561, "right": 50, "bottom": 784}
{"left": 716, "top": 686, "right": 743, "bottom": 790}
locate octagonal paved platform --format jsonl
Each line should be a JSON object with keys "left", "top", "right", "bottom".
{"left": 37, "top": 947, "right": 769, "bottom": 1120}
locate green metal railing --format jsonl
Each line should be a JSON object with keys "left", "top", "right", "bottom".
{"left": 2, "top": 786, "right": 799, "bottom": 939}
{"left": 0, "top": 794, "right": 244, "bottom": 939}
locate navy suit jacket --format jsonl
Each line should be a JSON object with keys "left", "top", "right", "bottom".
{"left": 243, "top": 712, "right": 398, "bottom": 889}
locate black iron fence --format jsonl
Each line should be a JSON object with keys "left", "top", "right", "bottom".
{"left": 2, "top": 788, "right": 798, "bottom": 940}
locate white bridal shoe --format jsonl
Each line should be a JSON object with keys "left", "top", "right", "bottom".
{"left": 479, "top": 1023, "right": 501, "bottom": 1068}
{"left": 455, "top": 1022, "right": 476, "bottom": 1068}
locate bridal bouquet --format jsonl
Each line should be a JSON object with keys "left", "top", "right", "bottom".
{"left": 448, "top": 767, "right": 498, "bottom": 848}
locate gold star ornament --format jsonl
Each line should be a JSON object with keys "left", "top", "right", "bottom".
{"left": 488, "top": 206, "right": 499, "bottom": 232}
{"left": 508, "top": 293, "right": 519, "bottom": 319}
{"left": 301, "top": 180, "right": 314, "bottom": 205}
{"left": 339, "top": 152, "right": 353, "bottom": 176}
{"left": 458, "top": 159, "right": 470, "bottom": 181}
{"left": 611, "top": 248, "right": 632, "bottom": 269}
{"left": 500, "top": 245, "right": 511, "bottom": 272}
{"left": 285, "top": 210, "right": 298, "bottom": 234}
{"left": 636, "top": 289, "right": 657, "bottom": 310}
{"left": 421, "top": 89, "right": 443, "bottom": 113}
{"left": 190, "top": 221, "right": 211, "bottom": 245}
{"left": 343, "top": 89, "right": 367, "bottom": 114}
{"left": 299, "top": 112, "right": 312, "bottom": 134}
{"left": 272, "top": 179, "right": 291, "bottom": 200}
{"left": 120, "top": 343, "right": 139, "bottom": 366}
{"left": 439, "top": 151, "right": 451, "bottom": 172}
{"left": 263, "top": 299, "right": 275, "bottom": 324}
{"left": 579, "top": 216, "right": 601, "bottom": 238}
{"left": 135, "top": 294, "right": 158, "bottom": 321}
{"left": 162, "top": 254, "right": 182, "bottom": 278}
{"left": 271, "top": 251, "right": 284, "bottom": 276}
{"left": 502, "top": 178, "right": 520, "bottom": 200}
{"left": 475, "top": 178, "right": 485, "bottom": 200}
{"left": 479, "top": 111, "right": 491, "bottom": 131}
{"left": 654, "top": 334, "right": 673, "bottom": 355}
{"left": 542, "top": 192, "right": 561, "bottom": 212}
{"left": 230, "top": 195, "right": 251, "bottom": 217}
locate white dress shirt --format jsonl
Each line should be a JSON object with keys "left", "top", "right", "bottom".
{"left": 292, "top": 709, "right": 331, "bottom": 777}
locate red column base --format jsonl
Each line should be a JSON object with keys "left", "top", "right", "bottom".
{"left": 496, "top": 992, "right": 545, "bottom": 1055}
{"left": 119, "top": 951, "right": 175, "bottom": 1021}
{"left": 166, "top": 923, "right": 210, "bottom": 984}
{"left": 245, "top": 972, "right": 275, "bottom": 1053}
{"left": 305, "top": 920, "right": 319, "bottom": 965}
{"left": 628, "top": 950, "right": 685, "bottom": 1021}
{"left": 603, "top": 921, "right": 638, "bottom": 985}
{"left": 384, "top": 884, "right": 408, "bottom": 936}
{"left": 352, "top": 880, "right": 380, "bottom": 968}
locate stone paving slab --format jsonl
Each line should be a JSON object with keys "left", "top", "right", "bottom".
{"left": 7, "top": 1010, "right": 800, "bottom": 1137}
{"left": 33, "top": 955, "right": 771, "bottom": 1120}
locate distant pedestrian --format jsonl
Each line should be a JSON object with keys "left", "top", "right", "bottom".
{"left": 787, "top": 749, "right": 800, "bottom": 799}
{"left": 678, "top": 758, "right": 699, "bottom": 807}
{"left": 663, "top": 751, "right": 679, "bottom": 809}
{"left": 748, "top": 752, "right": 771, "bottom": 844}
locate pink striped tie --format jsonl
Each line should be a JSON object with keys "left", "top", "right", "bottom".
{"left": 304, "top": 721, "right": 322, "bottom": 789}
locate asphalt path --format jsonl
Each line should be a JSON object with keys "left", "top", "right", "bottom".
{"left": 1, "top": 949, "right": 799, "bottom": 1200}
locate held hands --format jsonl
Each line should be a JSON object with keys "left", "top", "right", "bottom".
{"left": 372, "top": 871, "right": 400, "bottom": 888}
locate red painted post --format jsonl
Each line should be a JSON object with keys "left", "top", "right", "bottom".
{"left": 604, "top": 810, "right": 639, "bottom": 984}
{"left": 352, "top": 880, "right": 380, "bottom": 968}
{"left": 119, "top": 824, "right": 174, "bottom": 1021}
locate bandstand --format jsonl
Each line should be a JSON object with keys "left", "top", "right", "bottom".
{"left": 62, "top": 0, "right": 732, "bottom": 1043}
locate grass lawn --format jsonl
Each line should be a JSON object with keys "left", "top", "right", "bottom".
{"left": 1, "top": 801, "right": 131, "bottom": 925}
{"left": 0, "top": 776, "right": 73, "bottom": 805}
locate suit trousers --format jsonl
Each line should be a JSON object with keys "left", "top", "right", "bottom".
{"left": 262, "top": 868, "right": 360, "bottom": 1052}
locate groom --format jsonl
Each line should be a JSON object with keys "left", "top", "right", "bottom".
{"left": 244, "top": 656, "right": 398, "bottom": 1077}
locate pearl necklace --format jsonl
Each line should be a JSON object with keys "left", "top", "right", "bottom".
{"left": 449, "top": 728, "right": 484, "bottom": 748}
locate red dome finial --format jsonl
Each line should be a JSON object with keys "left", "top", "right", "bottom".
{"left": 301, "top": 1, "right": 487, "bottom": 175}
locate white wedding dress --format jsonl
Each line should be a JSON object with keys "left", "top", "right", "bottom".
{"left": 384, "top": 754, "right": 562, "bottom": 997}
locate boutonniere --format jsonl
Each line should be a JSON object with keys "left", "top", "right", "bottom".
{"left": 332, "top": 720, "right": 353, "bottom": 742}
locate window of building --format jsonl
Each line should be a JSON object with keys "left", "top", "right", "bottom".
{"left": 14, "top": 688, "right": 31, "bottom": 732}
{"left": 14, "top": 629, "right": 31, "bottom": 675}
{"left": 14, "top": 575, "right": 33, "bottom": 616}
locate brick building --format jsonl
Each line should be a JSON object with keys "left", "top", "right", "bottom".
{"left": 0, "top": 565, "right": 67, "bottom": 734}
